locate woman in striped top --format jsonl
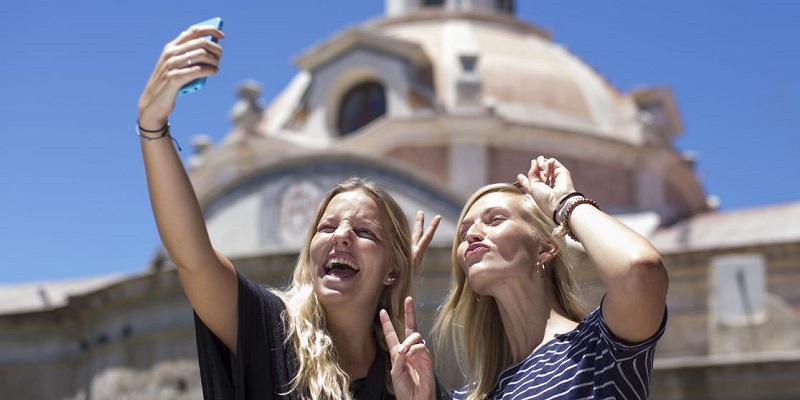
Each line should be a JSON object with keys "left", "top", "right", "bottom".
{"left": 432, "top": 156, "right": 668, "bottom": 399}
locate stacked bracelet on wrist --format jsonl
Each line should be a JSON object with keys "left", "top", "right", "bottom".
{"left": 136, "top": 120, "right": 181, "bottom": 151}
{"left": 137, "top": 120, "right": 169, "bottom": 140}
{"left": 552, "top": 192, "right": 600, "bottom": 243}
{"left": 552, "top": 192, "right": 585, "bottom": 226}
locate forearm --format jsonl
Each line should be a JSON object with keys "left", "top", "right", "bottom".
{"left": 569, "top": 204, "right": 666, "bottom": 286}
{"left": 568, "top": 203, "right": 668, "bottom": 340}
{"left": 140, "top": 128, "right": 217, "bottom": 271}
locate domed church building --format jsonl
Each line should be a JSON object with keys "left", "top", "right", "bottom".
{"left": 2, "top": 1, "right": 800, "bottom": 398}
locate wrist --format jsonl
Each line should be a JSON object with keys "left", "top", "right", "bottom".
{"left": 137, "top": 112, "right": 168, "bottom": 132}
{"left": 137, "top": 119, "right": 169, "bottom": 136}
{"left": 135, "top": 119, "right": 183, "bottom": 151}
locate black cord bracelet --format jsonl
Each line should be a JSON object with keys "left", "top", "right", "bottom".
{"left": 136, "top": 120, "right": 181, "bottom": 151}
{"left": 137, "top": 119, "right": 169, "bottom": 133}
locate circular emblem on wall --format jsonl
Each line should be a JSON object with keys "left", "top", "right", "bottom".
{"left": 278, "top": 180, "right": 324, "bottom": 245}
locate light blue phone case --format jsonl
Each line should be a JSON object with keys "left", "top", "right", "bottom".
{"left": 178, "top": 17, "right": 223, "bottom": 96}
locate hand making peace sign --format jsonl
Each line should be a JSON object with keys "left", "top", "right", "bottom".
{"left": 380, "top": 297, "right": 437, "bottom": 400}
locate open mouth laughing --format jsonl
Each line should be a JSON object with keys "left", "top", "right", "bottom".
{"left": 324, "top": 257, "right": 360, "bottom": 279}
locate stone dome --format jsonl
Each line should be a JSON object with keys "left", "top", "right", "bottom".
{"left": 210, "top": 1, "right": 700, "bottom": 226}
{"left": 370, "top": 10, "right": 646, "bottom": 144}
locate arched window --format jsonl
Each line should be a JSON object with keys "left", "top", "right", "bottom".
{"left": 496, "top": 0, "right": 514, "bottom": 14}
{"left": 337, "top": 82, "right": 386, "bottom": 136}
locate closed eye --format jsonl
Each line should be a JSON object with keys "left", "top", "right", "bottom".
{"left": 489, "top": 215, "right": 506, "bottom": 225}
{"left": 317, "top": 224, "right": 336, "bottom": 233}
{"left": 356, "top": 228, "right": 377, "bottom": 240}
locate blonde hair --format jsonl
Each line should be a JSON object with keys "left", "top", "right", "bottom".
{"left": 432, "top": 183, "right": 588, "bottom": 400}
{"left": 276, "top": 178, "right": 414, "bottom": 399}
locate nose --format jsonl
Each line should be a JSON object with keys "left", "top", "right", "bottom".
{"left": 465, "top": 222, "right": 484, "bottom": 243}
{"left": 333, "top": 223, "right": 353, "bottom": 246}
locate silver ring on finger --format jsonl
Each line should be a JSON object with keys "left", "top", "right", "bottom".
{"left": 187, "top": 56, "right": 193, "bottom": 66}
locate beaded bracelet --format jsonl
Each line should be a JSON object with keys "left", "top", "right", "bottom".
{"left": 552, "top": 195, "right": 600, "bottom": 243}
{"left": 136, "top": 120, "right": 182, "bottom": 151}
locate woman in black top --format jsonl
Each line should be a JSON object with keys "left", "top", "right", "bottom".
{"left": 138, "top": 23, "right": 444, "bottom": 399}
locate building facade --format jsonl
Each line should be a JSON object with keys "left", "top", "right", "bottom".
{"left": 2, "top": 1, "right": 799, "bottom": 398}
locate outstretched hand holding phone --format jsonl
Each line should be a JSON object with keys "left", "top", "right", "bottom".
{"left": 137, "top": 18, "right": 224, "bottom": 131}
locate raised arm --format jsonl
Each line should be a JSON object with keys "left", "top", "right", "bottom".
{"left": 518, "top": 156, "right": 668, "bottom": 343}
{"left": 137, "top": 25, "right": 238, "bottom": 350}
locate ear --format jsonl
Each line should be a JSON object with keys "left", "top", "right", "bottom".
{"left": 538, "top": 239, "right": 559, "bottom": 265}
{"left": 384, "top": 272, "right": 398, "bottom": 286}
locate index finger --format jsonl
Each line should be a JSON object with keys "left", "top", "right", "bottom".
{"left": 175, "top": 25, "right": 225, "bottom": 44}
{"left": 413, "top": 213, "right": 441, "bottom": 251}
{"left": 404, "top": 297, "right": 417, "bottom": 338}
{"left": 170, "top": 29, "right": 224, "bottom": 59}
{"left": 380, "top": 309, "right": 400, "bottom": 350}
{"left": 411, "top": 211, "right": 425, "bottom": 243}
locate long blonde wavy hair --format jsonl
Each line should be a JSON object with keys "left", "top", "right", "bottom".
{"left": 276, "top": 178, "right": 414, "bottom": 399}
{"left": 432, "top": 183, "right": 588, "bottom": 400}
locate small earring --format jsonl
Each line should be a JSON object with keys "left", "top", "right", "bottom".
{"left": 536, "top": 262, "right": 545, "bottom": 279}
{"left": 387, "top": 275, "right": 396, "bottom": 283}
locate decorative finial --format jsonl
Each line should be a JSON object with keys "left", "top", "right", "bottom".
{"left": 228, "top": 79, "right": 265, "bottom": 137}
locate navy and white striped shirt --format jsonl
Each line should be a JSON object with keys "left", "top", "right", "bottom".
{"left": 452, "top": 306, "right": 666, "bottom": 400}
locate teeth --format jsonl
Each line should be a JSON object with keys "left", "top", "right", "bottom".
{"left": 326, "top": 257, "right": 358, "bottom": 270}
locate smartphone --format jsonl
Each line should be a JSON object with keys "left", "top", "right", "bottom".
{"left": 178, "top": 17, "right": 224, "bottom": 96}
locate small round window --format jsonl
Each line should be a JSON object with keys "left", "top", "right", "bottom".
{"left": 337, "top": 81, "right": 386, "bottom": 136}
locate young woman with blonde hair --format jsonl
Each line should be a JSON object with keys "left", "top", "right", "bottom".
{"left": 138, "top": 24, "right": 445, "bottom": 399}
{"left": 433, "top": 156, "right": 668, "bottom": 399}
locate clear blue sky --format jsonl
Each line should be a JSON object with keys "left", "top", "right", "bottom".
{"left": 2, "top": 1, "right": 798, "bottom": 284}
